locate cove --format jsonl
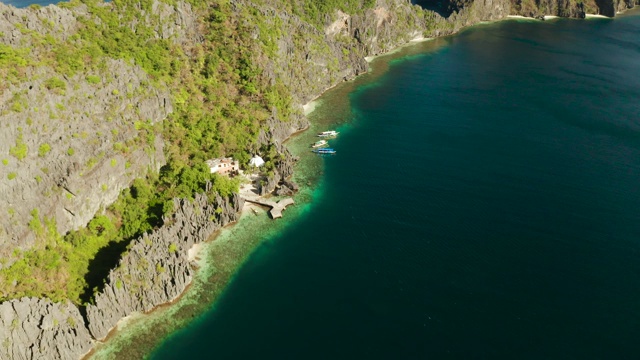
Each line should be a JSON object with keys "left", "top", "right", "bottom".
{"left": 147, "top": 12, "right": 640, "bottom": 360}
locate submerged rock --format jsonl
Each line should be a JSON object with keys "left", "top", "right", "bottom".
{"left": 275, "top": 184, "right": 295, "bottom": 196}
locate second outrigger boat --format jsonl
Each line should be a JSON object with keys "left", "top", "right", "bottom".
{"left": 311, "top": 140, "right": 329, "bottom": 148}
{"left": 317, "top": 130, "right": 339, "bottom": 138}
{"left": 312, "top": 148, "right": 336, "bottom": 154}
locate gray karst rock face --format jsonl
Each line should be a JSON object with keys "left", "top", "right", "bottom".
{"left": 261, "top": 0, "right": 440, "bottom": 108}
{"left": 0, "top": 57, "right": 170, "bottom": 266}
{"left": 0, "top": 2, "right": 85, "bottom": 46}
{"left": 0, "top": 0, "right": 173, "bottom": 268}
{"left": 0, "top": 297, "right": 93, "bottom": 360}
{"left": 0, "top": 0, "right": 202, "bottom": 267}
{"left": 0, "top": 189, "right": 243, "bottom": 358}
{"left": 86, "top": 189, "right": 244, "bottom": 340}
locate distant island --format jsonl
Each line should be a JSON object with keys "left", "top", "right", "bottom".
{"left": 0, "top": 0, "right": 636, "bottom": 358}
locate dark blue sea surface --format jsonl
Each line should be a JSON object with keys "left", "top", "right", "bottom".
{"left": 152, "top": 15, "right": 640, "bottom": 359}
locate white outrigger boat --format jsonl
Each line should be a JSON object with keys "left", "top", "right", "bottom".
{"left": 317, "top": 130, "right": 339, "bottom": 138}
{"left": 312, "top": 148, "right": 336, "bottom": 154}
{"left": 311, "top": 140, "right": 329, "bottom": 148}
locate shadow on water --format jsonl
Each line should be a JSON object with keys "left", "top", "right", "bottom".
{"left": 411, "top": 0, "right": 453, "bottom": 18}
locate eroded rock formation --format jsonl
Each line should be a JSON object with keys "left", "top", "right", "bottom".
{"left": 86, "top": 188, "right": 243, "bottom": 340}
{"left": 0, "top": 3, "right": 171, "bottom": 266}
{"left": 0, "top": 298, "right": 92, "bottom": 360}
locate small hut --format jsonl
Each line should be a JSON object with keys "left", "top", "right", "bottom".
{"left": 249, "top": 155, "right": 265, "bottom": 168}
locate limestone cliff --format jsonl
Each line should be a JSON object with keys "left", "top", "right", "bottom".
{"left": 0, "top": 3, "right": 171, "bottom": 267}
{"left": 246, "top": 0, "right": 445, "bottom": 109}
{"left": 0, "top": 187, "right": 243, "bottom": 358}
{"left": 0, "top": 297, "right": 92, "bottom": 360}
{"left": 445, "top": 0, "right": 638, "bottom": 19}
{"left": 86, "top": 189, "right": 243, "bottom": 340}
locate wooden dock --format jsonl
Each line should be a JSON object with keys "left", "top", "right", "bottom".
{"left": 243, "top": 196, "right": 294, "bottom": 219}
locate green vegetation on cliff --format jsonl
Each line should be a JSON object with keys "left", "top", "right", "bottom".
{"left": 0, "top": 0, "right": 445, "bottom": 304}
{"left": 286, "top": 0, "right": 377, "bottom": 27}
{"left": 0, "top": 0, "right": 300, "bottom": 303}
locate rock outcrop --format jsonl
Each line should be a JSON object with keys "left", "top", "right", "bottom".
{"left": 0, "top": 298, "right": 92, "bottom": 360}
{"left": 148, "top": 0, "right": 201, "bottom": 44}
{"left": 0, "top": 58, "right": 169, "bottom": 265}
{"left": 0, "top": 3, "right": 172, "bottom": 267}
{"left": 447, "top": 0, "right": 638, "bottom": 19}
{"left": 253, "top": 0, "right": 446, "bottom": 196}
{"left": 0, "top": 2, "right": 86, "bottom": 46}
{"left": 86, "top": 187, "right": 243, "bottom": 340}
{"left": 0, "top": 187, "right": 243, "bottom": 358}
{"left": 595, "top": 0, "right": 639, "bottom": 16}
{"left": 252, "top": 0, "right": 441, "bottom": 108}
{"left": 257, "top": 146, "right": 299, "bottom": 196}
{"left": 258, "top": 115, "right": 310, "bottom": 146}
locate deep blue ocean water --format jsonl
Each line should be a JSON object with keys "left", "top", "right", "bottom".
{"left": 4, "top": 0, "right": 640, "bottom": 354}
{"left": 149, "top": 15, "right": 640, "bottom": 360}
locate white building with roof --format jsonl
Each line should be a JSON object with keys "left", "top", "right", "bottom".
{"left": 206, "top": 157, "right": 239, "bottom": 175}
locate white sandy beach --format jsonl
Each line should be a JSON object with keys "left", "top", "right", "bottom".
{"left": 409, "top": 36, "right": 433, "bottom": 43}
{"left": 303, "top": 100, "right": 319, "bottom": 115}
{"left": 187, "top": 243, "right": 202, "bottom": 262}
{"left": 585, "top": 13, "right": 609, "bottom": 18}
{"left": 365, "top": 36, "right": 433, "bottom": 63}
{"left": 506, "top": 15, "right": 538, "bottom": 21}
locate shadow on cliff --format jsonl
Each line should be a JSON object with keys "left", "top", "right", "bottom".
{"left": 412, "top": 0, "right": 454, "bottom": 17}
{"left": 76, "top": 239, "right": 138, "bottom": 331}
{"left": 79, "top": 241, "right": 130, "bottom": 305}
{"left": 79, "top": 205, "right": 165, "bottom": 305}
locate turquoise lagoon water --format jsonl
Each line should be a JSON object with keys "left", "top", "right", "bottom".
{"left": 150, "top": 13, "right": 640, "bottom": 360}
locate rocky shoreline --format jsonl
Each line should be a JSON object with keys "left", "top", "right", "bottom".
{"left": 0, "top": 297, "right": 92, "bottom": 360}
{"left": 0, "top": 185, "right": 243, "bottom": 359}
{"left": 85, "top": 188, "right": 243, "bottom": 341}
{"left": 1, "top": 0, "right": 638, "bottom": 358}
